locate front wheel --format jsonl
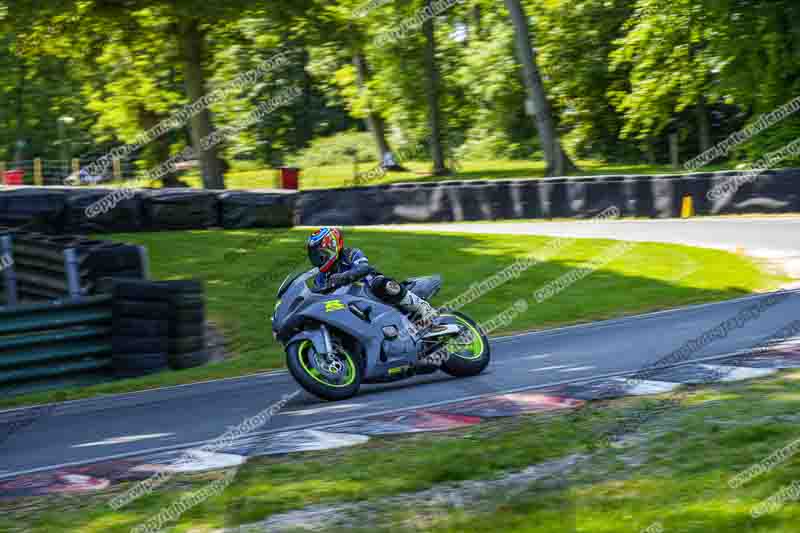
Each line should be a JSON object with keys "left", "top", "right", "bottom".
{"left": 286, "top": 339, "right": 362, "bottom": 401}
{"left": 438, "top": 312, "right": 491, "bottom": 377}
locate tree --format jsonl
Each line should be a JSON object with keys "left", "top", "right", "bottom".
{"left": 531, "top": 0, "right": 637, "bottom": 161}
{"left": 300, "top": 2, "right": 400, "bottom": 165}
{"left": 609, "top": 0, "right": 718, "bottom": 162}
{"left": 177, "top": 17, "right": 224, "bottom": 188}
{"left": 353, "top": 51, "right": 398, "bottom": 165}
{"left": 421, "top": 0, "right": 449, "bottom": 175}
{"left": 504, "top": 0, "right": 577, "bottom": 176}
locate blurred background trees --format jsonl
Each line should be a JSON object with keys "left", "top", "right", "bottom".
{"left": 0, "top": 0, "right": 797, "bottom": 188}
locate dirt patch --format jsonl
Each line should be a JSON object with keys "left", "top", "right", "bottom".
{"left": 229, "top": 454, "right": 588, "bottom": 533}
{"left": 206, "top": 320, "right": 231, "bottom": 362}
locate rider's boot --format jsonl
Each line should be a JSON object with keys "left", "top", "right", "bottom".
{"left": 397, "top": 291, "right": 439, "bottom": 332}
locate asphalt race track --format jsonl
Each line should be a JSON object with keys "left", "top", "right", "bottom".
{"left": 2, "top": 217, "right": 800, "bottom": 482}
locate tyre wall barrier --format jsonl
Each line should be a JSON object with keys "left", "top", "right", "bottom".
{"left": 0, "top": 186, "right": 296, "bottom": 233}
{"left": 0, "top": 188, "right": 67, "bottom": 232}
{"left": 708, "top": 169, "right": 800, "bottom": 215}
{"left": 296, "top": 168, "right": 800, "bottom": 225}
{"left": 0, "top": 295, "right": 113, "bottom": 395}
{"left": 110, "top": 279, "right": 209, "bottom": 378}
{"left": 3, "top": 168, "right": 799, "bottom": 231}
{"left": 218, "top": 190, "right": 295, "bottom": 229}
{"left": 142, "top": 189, "right": 219, "bottom": 230}
{"left": 0, "top": 229, "right": 148, "bottom": 304}
{"left": 63, "top": 189, "right": 144, "bottom": 233}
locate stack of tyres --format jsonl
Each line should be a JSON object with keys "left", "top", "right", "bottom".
{"left": 166, "top": 280, "right": 209, "bottom": 370}
{"left": 112, "top": 280, "right": 170, "bottom": 378}
{"left": 111, "top": 280, "right": 210, "bottom": 376}
{"left": 8, "top": 233, "right": 147, "bottom": 302}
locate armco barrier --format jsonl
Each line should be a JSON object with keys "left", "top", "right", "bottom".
{"left": 0, "top": 295, "right": 112, "bottom": 393}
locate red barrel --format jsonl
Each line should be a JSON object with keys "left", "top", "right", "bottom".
{"left": 279, "top": 167, "right": 299, "bottom": 190}
{"left": 3, "top": 169, "right": 24, "bottom": 185}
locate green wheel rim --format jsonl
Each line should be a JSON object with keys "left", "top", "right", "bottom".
{"left": 442, "top": 315, "right": 485, "bottom": 360}
{"left": 297, "top": 340, "right": 357, "bottom": 388}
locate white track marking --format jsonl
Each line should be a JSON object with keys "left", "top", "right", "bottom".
{"left": 521, "top": 354, "right": 552, "bottom": 360}
{"left": 558, "top": 365, "right": 596, "bottom": 373}
{"left": 529, "top": 365, "right": 570, "bottom": 372}
{"left": 610, "top": 378, "right": 681, "bottom": 395}
{"left": 72, "top": 433, "right": 175, "bottom": 448}
{"left": 699, "top": 364, "right": 778, "bottom": 382}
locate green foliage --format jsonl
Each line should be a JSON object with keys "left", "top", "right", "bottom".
{"left": 454, "top": 127, "right": 538, "bottom": 160}
{"left": 608, "top": 0, "right": 717, "bottom": 140}
{"left": 733, "top": 117, "right": 800, "bottom": 168}
{"left": 287, "top": 130, "right": 377, "bottom": 167}
{"left": 3, "top": 0, "right": 800, "bottom": 182}
{"left": 532, "top": 0, "right": 638, "bottom": 160}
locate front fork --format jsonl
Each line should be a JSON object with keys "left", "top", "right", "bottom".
{"left": 293, "top": 325, "right": 339, "bottom": 376}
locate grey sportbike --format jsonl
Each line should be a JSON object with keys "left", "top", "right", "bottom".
{"left": 272, "top": 267, "right": 491, "bottom": 400}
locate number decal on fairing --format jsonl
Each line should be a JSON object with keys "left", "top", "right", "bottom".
{"left": 325, "top": 300, "right": 346, "bottom": 312}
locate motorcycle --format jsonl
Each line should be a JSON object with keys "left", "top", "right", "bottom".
{"left": 271, "top": 267, "right": 491, "bottom": 401}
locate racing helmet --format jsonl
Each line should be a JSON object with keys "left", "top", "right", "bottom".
{"left": 307, "top": 227, "right": 344, "bottom": 273}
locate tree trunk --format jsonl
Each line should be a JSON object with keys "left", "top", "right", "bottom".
{"left": 504, "top": 0, "right": 577, "bottom": 176}
{"left": 352, "top": 52, "right": 396, "bottom": 165}
{"left": 669, "top": 132, "right": 680, "bottom": 170}
{"left": 297, "top": 46, "right": 313, "bottom": 149}
{"left": 178, "top": 19, "right": 225, "bottom": 189}
{"left": 139, "top": 108, "right": 183, "bottom": 187}
{"left": 645, "top": 138, "right": 657, "bottom": 165}
{"left": 696, "top": 95, "right": 711, "bottom": 154}
{"left": 422, "top": 0, "right": 449, "bottom": 176}
{"left": 472, "top": 5, "right": 482, "bottom": 40}
{"left": 14, "top": 56, "right": 26, "bottom": 167}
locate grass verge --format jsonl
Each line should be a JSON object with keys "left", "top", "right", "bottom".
{"left": 329, "top": 371, "right": 800, "bottom": 533}
{"left": 0, "top": 229, "right": 785, "bottom": 409}
{"left": 179, "top": 158, "right": 737, "bottom": 190}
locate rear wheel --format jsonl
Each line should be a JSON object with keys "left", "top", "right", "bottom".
{"left": 439, "top": 312, "right": 491, "bottom": 377}
{"left": 286, "top": 339, "right": 361, "bottom": 401}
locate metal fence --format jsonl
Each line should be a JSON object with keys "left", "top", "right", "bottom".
{"left": 0, "top": 158, "right": 140, "bottom": 186}
{"left": 0, "top": 295, "right": 113, "bottom": 393}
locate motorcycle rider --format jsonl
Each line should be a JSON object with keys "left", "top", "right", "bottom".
{"left": 307, "top": 227, "right": 438, "bottom": 328}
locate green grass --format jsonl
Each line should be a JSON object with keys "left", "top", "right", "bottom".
{"left": 178, "top": 158, "right": 738, "bottom": 191}
{"left": 6, "top": 368, "right": 800, "bottom": 532}
{"left": 342, "top": 373, "right": 800, "bottom": 533}
{"left": 0, "top": 229, "right": 784, "bottom": 409}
